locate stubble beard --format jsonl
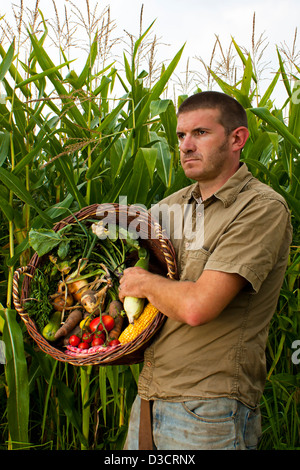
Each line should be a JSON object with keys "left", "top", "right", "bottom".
{"left": 182, "top": 137, "right": 230, "bottom": 182}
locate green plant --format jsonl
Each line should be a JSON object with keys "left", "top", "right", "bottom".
{"left": 0, "top": 2, "right": 299, "bottom": 450}
{"left": 0, "top": 2, "right": 184, "bottom": 450}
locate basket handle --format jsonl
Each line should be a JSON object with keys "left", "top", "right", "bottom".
{"left": 12, "top": 266, "right": 31, "bottom": 321}
{"left": 152, "top": 220, "right": 177, "bottom": 280}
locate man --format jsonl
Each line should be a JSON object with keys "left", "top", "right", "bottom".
{"left": 119, "top": 91, "right": 293, "bottom": 450}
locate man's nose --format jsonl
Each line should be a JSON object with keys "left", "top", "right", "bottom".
{"left": 180, "top": 135, "right": 197, "bottom": 153}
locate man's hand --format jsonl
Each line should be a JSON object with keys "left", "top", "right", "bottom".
{"left": 119, "top": 267, "right": 247, "bottom": 326}
{"left": 118, "top": 266, "right": 150, "bottom": 302}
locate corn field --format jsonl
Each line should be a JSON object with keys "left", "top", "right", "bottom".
{"left": 0, "top": 2, "right": 299, "bottom": 450}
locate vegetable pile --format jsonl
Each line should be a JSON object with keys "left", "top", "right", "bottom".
{"left": 24, "top": 217, "right": 153, "bottom": 356}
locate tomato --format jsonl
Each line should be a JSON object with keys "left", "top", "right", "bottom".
{"left": 92, "top": 336, "right": 105, "bottom": 347}
{"left": 109, "top": 339, "right": 120, "bottom": 347}
{"left": 78, "top": 341, "right": 90, "bottom": 349}
{"left": 89, "top": 316, "right": 102, "bottom": 333}
{"left": 82, "top": 331, "right": 93, "bottom": 343}
{"left": 89, "top": 315, "right": 115, "bottom": 333}
{"left": 69, "top": 335, "right": 80, "bottom": 347}
{"left": 102, "top": 315, "right": 115, "bottom": 332}
{"left": 94, "top": 331, "right": 105, "bottom": 341}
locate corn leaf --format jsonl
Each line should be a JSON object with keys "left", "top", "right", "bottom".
{"left": 28, "top": 31, "right": 88, "bottom": 131}
{"left": 250, "top": 107, "right": 300, "bottom": 151}
{"left": 0, "top": 129, "right": 10, "bottom": 166}
{"left": 231, "top": 36, "right": 257, "bottom": 84}
{"left": 135, "top": 45, "right": 184, "bottom": 129}
{"left": 0, "top": 167, "right": 52, "bottom": 225}
{"left": 16, "top": 60, "right": 74, "bottom": 88}
{"left": 259, "top": 70, "right": 280, "bottom": 107}
{"left": 0, "top": 44, "right": 31, "bottom": 98}
{"left": 0, "top": 195, "right": 14, "bottom": 221}
{"left": 0, "top": 39, "right": 15, "bottom": 81}
{"left": 77, "top": 32, "right": 98, "bottom": 87}
{"left": 98, "top": 367, "right": 108, "bottom": 426}
{"left": 150, "top": 131, "right": 172, "bottom": 187}
{"left": 240, "top": 54, "right": 253, "bottom": 97}
{"left": 277, "top": 47, "right": 292, "bottom": 98}
{"left": 3, "top": 308, "right": 29, "bottom": 449}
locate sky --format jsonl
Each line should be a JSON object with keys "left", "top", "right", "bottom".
{"left": 2, "top": 0, "right": 300, "bottom": 104}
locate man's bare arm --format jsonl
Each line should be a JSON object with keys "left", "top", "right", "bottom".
{"left": 118, "top": 267, "right": 247, "bottom": 326}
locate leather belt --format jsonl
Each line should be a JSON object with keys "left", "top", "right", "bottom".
{"left": 138, "top": 398, "right": 153, "bottom": 450}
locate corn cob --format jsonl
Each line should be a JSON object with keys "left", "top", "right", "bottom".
{"left": 119, "top": 303, "right": 159, "bottom": 344}
{"left": 123, "top": 249, "right": 149, "bottom": 324}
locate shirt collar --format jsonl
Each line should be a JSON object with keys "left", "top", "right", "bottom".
{"left": 182, "top": 163, "right": 254, "bottom": 207}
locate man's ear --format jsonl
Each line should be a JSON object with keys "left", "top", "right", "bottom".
{"left": 231, "top": 126, "right": 249, "bottom": 152}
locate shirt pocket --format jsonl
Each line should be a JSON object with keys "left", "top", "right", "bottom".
{"left": 180, "top": 247, "right": 211, "bottom": 282}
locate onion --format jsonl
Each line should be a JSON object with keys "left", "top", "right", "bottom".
{"left": 68, "top": 279, "right": 89, "bottom": 301}
{"left": 51, "top": 292, "right": 74, "bottom": 311}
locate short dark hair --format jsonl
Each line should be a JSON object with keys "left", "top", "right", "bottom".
{"left": 177, "top": 91, "right": 248, "bottom": 134}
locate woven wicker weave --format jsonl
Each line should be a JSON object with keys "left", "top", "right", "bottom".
{"left": 12, "top": 203, "right": 177, "bottom": 366}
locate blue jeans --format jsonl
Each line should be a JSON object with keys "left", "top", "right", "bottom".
{"left": 124, "top": 396, "right": 261, "bottom": 450}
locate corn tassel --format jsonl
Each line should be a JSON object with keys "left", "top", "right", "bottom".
{"left": 119, "top": 303, "right": 159, "bottom": 344}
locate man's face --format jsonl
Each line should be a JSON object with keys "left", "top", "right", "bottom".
{"left": 176, "top": 108, "right": 233, "bottom": 183}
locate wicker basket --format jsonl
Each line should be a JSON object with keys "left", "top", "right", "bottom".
{"left": 12, "top": 203, "right": 177, "bottom": 366}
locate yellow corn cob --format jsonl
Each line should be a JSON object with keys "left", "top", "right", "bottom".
{"left": 119, "top": 303, "right": 160, "bottom": 344}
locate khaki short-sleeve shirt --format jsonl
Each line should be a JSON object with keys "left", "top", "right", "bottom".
{"left": 138, "top": 163, "right": 293, "bottom": 409}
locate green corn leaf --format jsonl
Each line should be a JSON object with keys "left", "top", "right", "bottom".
{"left": 159, "top": 100, "right": 179, "bottom": 153}
{"left": 231, "top": 36, "right": 257, "bottom": 84}
{"left": 0, "top": 129, "right": 10, "bottom": 166}
{"left": 126, "top": 147, "right": 157, "bottom": 204}
{"left": 244, "top": 158, "right": 300, "bottom": 221}
{"left": 0, "top": 194, "right": 14, "bottom": 221}
{"left": 139, "top": 147, "right": 157, "bottom": 184}
{"left": 12, "top": 135, "right": 49, "bottom": 175}
{"left": 131, "top": 20, "right": 156, "bottom": 95}
{"left": 250, "top": 107, "right": 300, "bottom": 151}
{"left": 54, "top": 156, "right": 87, "bottom": 209}
{"left": 150, "top": 133, "right": 173, "bottom": 187}
{"left": 123, "top": 52, "right": 132, "bottom": 86}
{"left": 135, "top": 45, "right": 185, "bottom": 130}
{"left": 259, "top": 70, "right": 280, "bottom": 107}
{"left": 209, "top": 68, "right": 252, "bottom": 109}
{"left": 288, "top": 81, "right": 300, "bottom": 140}
{"left": 0, "top": 307, "right": 5, "bottom": 334}
{"left": 240, "top": 54, "right": 253, "bottom": 97}
{"left": 98, "top": 367, "right": 108, "bottom": 426}
{"left": 0, "top": 44, "right": 31, "bottom": 98}
{"left": 16, "top": 60, "right": 75, "bottom": 88}
{"left": 2, "top": 308, "right": 29, "bottom": 449}
{"left": 28, "top": 31, "right": 88, "bottom": 130}
{"left": 277, "top": 47, "right": 292, "bottom": 98}
{"left": 0, "top": 167, "right": 52, "bottom": 225}
{"left": 0, "top": 38, "right": 15, "bottom": 81}
{"left": 77, "top": 32, "right": 98, "bottom": 87}
{"left": 54, "top": 378, "right": 88, "bottom": 448}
